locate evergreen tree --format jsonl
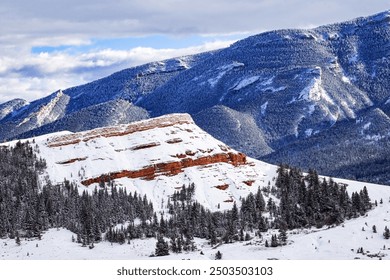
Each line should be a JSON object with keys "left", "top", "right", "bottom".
{"left": 278, "top": 229, "right": 288, "bottom": 245}
{"left": 170, "top": 236, "right": 178, "bottom": 253}
{"left": 215, "top": 251, "right": 222, "bottom": 260}
{"left": 155, "top": 235, "right": 169, "bottom": 256}
{"left": 271, "top": 234, "right": 279, "bottom": 247}
{"left": 15, "top": 232, "right": 21, "bottom": 246}
{"left": 384, "top": 226, "right": 390, "bottom": 240}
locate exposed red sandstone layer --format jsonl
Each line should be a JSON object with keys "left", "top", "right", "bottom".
{"left": 215, "top": 184, "right": 229, "bottom": 190}
{"left": 81, "top": 152, "right": 247, "bottom": 186}
{"left": 48, "top": 114, "right": 193, "bottom": 148}
{"left": 243, "top": 180, "right": 255, "bottom": 186}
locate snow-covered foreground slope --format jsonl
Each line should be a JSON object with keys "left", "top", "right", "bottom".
{"left": 2, "top": 113, "right": 390, "bottom": 260}
{"left": 1, "top": 177, "right": 389, "bottom": 260}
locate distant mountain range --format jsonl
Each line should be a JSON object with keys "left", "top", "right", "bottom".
{"left": 1, "top": 10, "right": 389, "bottom": 184}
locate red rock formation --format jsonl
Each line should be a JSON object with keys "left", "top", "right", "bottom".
{"left": 215, "top": 184, "right": 229, "bottom": 190}
{"left": 81, "top": 152, "right": 247, "bottom": 186}
{"left": 175, "top": 154, "right": 187, "bottom": 159}
{"left": 243, "top": 180, "right": 255, "bottom": 186}
{"left": 48, "top": 114, "right": 193, "bottom": 148}
{"left": 185, "top": 150, "right": 196, "bottom": 156}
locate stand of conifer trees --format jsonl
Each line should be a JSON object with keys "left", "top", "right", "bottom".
{"left": 0, "top": 143, "right": 373, "bottom": 253}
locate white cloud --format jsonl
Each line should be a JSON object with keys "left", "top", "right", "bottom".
{"left": 0, "top": 0, "right": 389, "bottom": 103}
{"left": 1, "top": 0, "right": 389, "bottom": 49}
{"left": 0, "top": 40, "right": 235, "bottom": 103}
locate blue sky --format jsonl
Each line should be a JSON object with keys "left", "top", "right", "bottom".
{"left": 0, "top": 0, "right": 389, "bottom": 103}
{"left": 31, "top": 34, "right": 247, "bottom": 54}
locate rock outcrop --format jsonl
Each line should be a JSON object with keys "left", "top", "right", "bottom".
{"left": 32, "top": 113, "right": 268, "bottom": 210}
{"left": 81, "top": 152, "right": 246, "bottom": 186}
{"left": 48, "top": 114, "right": 193, "bottom": 148}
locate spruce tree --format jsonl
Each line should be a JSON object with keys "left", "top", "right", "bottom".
{"left": 384, "top": 226, "right": 390, "bottom": 240}
{"left": 155, "top": 235, "right": 169, "bottom": 256}
{"left": 15, "top": 232, "right": 21, "bottom": 246}
{"left": 271, "top": 234, "right": 279, "bottom": 247}
{"left": 215, "top": 251, "right": 222, "bottom": 260}
{"left": 170, "top": 236, "right": 178, "bottom": 253}
{"left": 278, "top": 229, "right": 288, "bottom": 245}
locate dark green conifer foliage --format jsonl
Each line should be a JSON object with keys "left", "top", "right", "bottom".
{"left": 215, "top": 250, "right": 222, "bottom": 260}
{"left": 155, "top": 235, "right": 169, "bottom": 256}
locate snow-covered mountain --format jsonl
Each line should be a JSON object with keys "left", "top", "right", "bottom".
{"left": 1, "top": 10, "right": 390, "bottom": 184}
{"left": 21, "top": 113, "right": 273, "bottom": 212}
{"left": 0, "top": 98, "right": 29, "bottom": 121}
{"left": 2, "top": 114, "right": 390, "bottom": 260}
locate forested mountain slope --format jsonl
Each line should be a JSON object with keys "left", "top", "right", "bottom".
{"left": 1, "top": 11, "right": 390, "bottom": 184}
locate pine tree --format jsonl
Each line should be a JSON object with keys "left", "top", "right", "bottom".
{"left": 255, "top": 187, "right": 266, "bottom": 212}
{"left": 170, "top": 236, "right": 178, "bottom": 253}
{"left": 215, "top": 251, "right": 222, "bottom": 260}
{"left": 278, "top": 229, "right": 288, "bottom": 245}
{"left": 155, "top": 235, "right": 169, "bottom": 256}
{"left": 177, "top": 235, "right": 183, "bottom": 253}
{"left": 271, "top": 234, "right": 279, "bottom": 247}
{"left": 15, "top": 232, "right": 21, "bottom": 246}
{"left": 239, "top": 228, "right": 244, "bottom": 242}
{"left": 372, "top": 225, "right": 377, "bottom": 233}
{"left": 209, "top": 223, "right": 217, "bottom": 246}
{"left": 384, "top": 226, "right": 390, "bottom": 240}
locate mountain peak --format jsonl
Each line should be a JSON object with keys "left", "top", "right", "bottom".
{"left": 0, "top": 98, "right": 29, "bottom": 121}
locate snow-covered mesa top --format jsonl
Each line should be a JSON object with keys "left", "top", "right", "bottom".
{"left": 23, "top": 113, "right": 274, "bottom": 212}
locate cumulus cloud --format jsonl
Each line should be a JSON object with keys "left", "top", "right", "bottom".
{"left": 0, "top": 40, "right": 235, "bottom": 103}
{"left": 1, "top": 0, "right": 388, "bottom": 43}
{"left": 0, "top": 0, "right": 389, "bottom": 103}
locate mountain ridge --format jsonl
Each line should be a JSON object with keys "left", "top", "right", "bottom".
{"left": 1, "top": 10, "right": 390, "bottom": 184}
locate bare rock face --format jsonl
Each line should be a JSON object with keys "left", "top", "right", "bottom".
{"left": 47, "top": 114, "right": 248, "bottom": 187}
{"left": 81, "top": 152, "right": 246, "bottom": 186}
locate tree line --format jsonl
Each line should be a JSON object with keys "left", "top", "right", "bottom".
{"left": 0, "top": 142, "right": 375, "bottom": 256}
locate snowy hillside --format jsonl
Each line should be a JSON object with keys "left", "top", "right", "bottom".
{"left": 1, "top": 177, "right": 390, "bottom": 260}
{"left": 11, "top": 113, "right": 273, "bottom": 212}
{"left": 1, "top": 113, "right": 390, "bottom": 260}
